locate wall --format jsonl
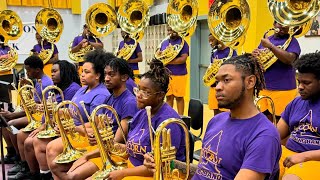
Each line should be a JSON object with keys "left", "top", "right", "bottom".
{"left": 298, "top": 36, "right": 320, "bottom": 54}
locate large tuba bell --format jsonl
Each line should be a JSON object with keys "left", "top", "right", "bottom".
{"left": 256, "top": 0, "right": 320, "bottom": 70}
{"left": 53, "top": 100, "right": 90, "bottom": 164}
{"left": 34, "top": 8, "right": 63, "bottom": 64}
{"left": 68, "top": 33, "right": 99, "bottom": 63}
{"left": 255, "top": 96, "right": 277, "bottom": 126}
{"left": 80, "top": 102, "right": 128, "bottom": 179}
{"left": 154, "top": 0, "right": 198, "bottom": 65}
{"left": 18, "top": 81, "right": 43, "bottom": 132}
{"left": 0, "top": 10, "right": 23, "bottom": 72}
{"left": 37, "top": 85, "right": 64, "bottom": 139}
{"left": 146, "top": 106, "right": 190, "bottom": 180}
{"left": 116, "top": 0, "right": 150, "bottom": 60}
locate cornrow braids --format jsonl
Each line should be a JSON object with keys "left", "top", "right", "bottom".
{"left": 141, "top": 59, "right": 171, "bottom": 93}
{"left": 222, "top": 53, "right": 266, "bottom": 97}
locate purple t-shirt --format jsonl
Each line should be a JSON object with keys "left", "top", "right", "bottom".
{"left": 192, "top": 112, "right": 281, "bottom": 180}
{"left": 119, "top": 39, "right": 142, "bottom": 70}
{"left": 0, "top": 46, "right": 10, "bottom": 56}
{"left": 56, "top": 82, "right": 81, "bottom": 102}
{"left": 34, "top": 75, "right": 54, "bottom": 103}
{"left": 71, "top": 35, "right": 102, "bottom": 48}
{"left": 161, "top": 37, "right": 189, "bottom": 75}
{"left": 126, "top": 103, "right": 186, "bottom": 166}
{"left": 104, "top": 89, "right": 138, "bottom": 134}
{"left": 126, "top": 78, "right": 137, "bottom": 95}
{"left": 282, "top": 97, "right": 320, "bottom": 153}
{"left": 258, "top": 35, "right": 301, "bottom": 90}
{"left": 69, "top": 83, "right": 110, "bottom": 126}
{"left": 33, "top": 43, "right": 59, "bottom": 60}
{"left": 211, "top": 48, "right": 237, "bottom": 63}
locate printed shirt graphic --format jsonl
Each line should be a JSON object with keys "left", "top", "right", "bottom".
{"left": 104, "top": 89, "right": 138, "bottom": 134}
{"left": 126, "top": 103, "right": 186, "bottom": 167}
{"left": 118, "top": 39, "right": 142, "bottom": 70}
{"left": 211, "top": 48, "right": 237, "bottom": 63}
{"left": 192, "top": 112, "right": 281, "bottom": 180}
{"left": 282, "top": 96, "right": 320, "bottom": 152}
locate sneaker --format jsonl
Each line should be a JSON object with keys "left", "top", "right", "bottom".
{"left": 2, "top": 154, "right": 16, "bottom": 164}
{"left": 40, "top": 172, "right": 53, "bottom": 180}
{"left": 7, "top": 161, "right": 22, "bottom": 175}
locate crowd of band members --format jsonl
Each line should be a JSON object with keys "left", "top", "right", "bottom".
{"left": 0, "top": 20, "right": 319, "bottom": 180}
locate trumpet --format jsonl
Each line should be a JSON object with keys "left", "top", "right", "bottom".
{"left": 145, "top": 106, "right": 190, "bottom": 180}
{"left": 254, "top": 96, "right": 277, "bottom": 126}
{"left": 18, "top": 83, "right": 43, "bottom": 132}
{"left": 80, "top": 101, "right": 128, "bottom": 179}
{"left": 37, "top": 85, "right": 64, "bottom": 139}
{"left": 53, "top": 100, "right": 90, "bottom": 164}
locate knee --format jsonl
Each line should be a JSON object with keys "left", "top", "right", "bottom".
{"left": 67, "top": 172, "right": 81, "bottom": 180}
{"left": 33, "top": 138, "right": 46, "bottom": 153}
{"left": 282, "top": 174, "right": 300, "bottom": 180}
{"left": 24, "top": 137, "right": 34, "bottom": 151}
{"left": 176, "top": 97, "right": 184, "bottom": 101}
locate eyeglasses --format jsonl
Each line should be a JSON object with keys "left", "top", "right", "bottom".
{"left": 133, "top": 87, "right": 162, "bottom": 99}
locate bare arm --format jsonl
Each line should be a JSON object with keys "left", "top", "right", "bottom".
{"left": 48, "top": 53, "right": 58, "bottom": 64}
{"left": 89, "top": 41, "right": 103, "bottom": 49}
{"left": 168, "top": 54, "right": 188, "bottom": 65}
{"left": 277, "top": 118, "right": 290, "bottom": 140}
{"left": 235, "top": 169, "right": 266, "bottom": 180}
{"left": 128, "top": 52, "right": 143, "bottom": 63}
{"left": 114, "top": 118, "right": 130, "bottom": 143}
{"left": 269, "top": 45, "right": 297, "bottom": 65}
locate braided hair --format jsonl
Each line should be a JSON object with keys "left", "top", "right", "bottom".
{"left": 222, "top": 53, "right": 265, "bottom": 97}
{"left": 53, "top": 60, "right": 80, "bottom": 91}
{"left": 103, "top": 52, "right": 135, "bottom": 80}
{"left": 141, "top": 59, "right": 171, "bottom": 93}
{"left": 294, "top": 52, "right": 320, "bottom": 80}
{"left": 106, "top": 57, "right": 133, "bottom": 79}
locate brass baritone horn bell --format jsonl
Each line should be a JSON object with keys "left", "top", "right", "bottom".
{"left": 0, "top": 10, "right": 23, "bottom": 72}
{"left": 80, "top": 102, "right": 128, "bottom": 180}
{"left": 255, "top": 96, "right": 277, "bottom": 126}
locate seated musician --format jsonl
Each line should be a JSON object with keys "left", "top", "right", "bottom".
{"left": 252, "top": 21, "right": 301, "bottom": 120}
{"left": 207, "top": 33, "right": 237, "bottom": 115}
{"left": 163, "top": 26, "right": 189, "bottom": 115}
{"left": 101, "top": 59, "right": 186, "bottom": 180}
{"left": 1, "top": 55, "right": 53, "bottom": 170}
{"left": 62, "top": 57, "right": 138, "bottom": 179}
{"left": 45, "top": 49, "right": 110, "bottom": 179}
{"left": 277, "top": 52, "right": 320, "bottom": 180}
{"left": 8, "top": 60, "right": 82, "bottom": 179}
{"left": 145, "top": 54, "right": 281, "bottom": 180}
{"left": 71, "top": 24, "right": 103, "bottom": 73}
{"left": 117, "top": 30, "right": 143, "bottom": 80}
{"left": 31, "top": 32, "right": 59, "bottom": 77}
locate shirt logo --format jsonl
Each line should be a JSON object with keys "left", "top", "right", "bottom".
{"left": 127, "top": 129, "right": 148, "bottom": 157}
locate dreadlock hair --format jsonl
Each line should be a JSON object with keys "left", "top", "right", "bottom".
{"left": 141, "top": 59, "right": 171, "bottom": 94}
{"left": 53, "top": 60, "right": 80, "bottom": 91}
{"left": 84, "top": 49, "right": 106, "bottom": 82}
{"left": 24, "top": 55, "right": 44, "bottom": 70}
{"left": 105, "top": 57, "right": 133, "bottom": 81}
{"left": 222, "top": 53, "right": 265, "bottom": 97}
{"left": 104, "top": 52, "right": 135, "bottom": 80}
{"left": 294, "top": 52, "right": 320, "bottom": 80}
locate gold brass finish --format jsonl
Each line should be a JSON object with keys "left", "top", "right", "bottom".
{"left": 37, "top": 85, "right": 64, "bottom": 139}
{"left": 208, "top": 0, "right": 250, "bottom": 49}
{"left": 80, "top": 102, "right": 128, "bottom": 179}
{"left": 154, "top": 36, "right": 185, "bottom": 65}
{"left": 53, "top": 100, "right": 89, "bottom": 164}
{"left": 0, "top": 10, "right": 23, "bottom": 72}
{"left": 255, "top": 96, "right": 277, "bottom": 126}
{"left": 68, "top": 34, "right": 98, "bottom": 63}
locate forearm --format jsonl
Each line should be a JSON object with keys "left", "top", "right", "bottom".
{"left": 270, "top": 46, "right": 296, "bottom": 65}
{"left": 71, "top": 44, "right": 82, "bottom": 53}
{"left": 8, "top": 111, "right": 26, "bottom": 120}
{"left": 302, "top": 150, "right": 320, "bottom": 161}
{"left": 85, "top": 148, "right": 100, "bottom": 159}
{"left": 89, "top": 42, "right": 103, "bottom": 49}
{"left": 114, "top": 120, "right": 128, "bottom": 143}
{"left": 48, "top": 55, "right": 58, "bottom": 64}
{"left": 169, "top": 56, "right": 187, "bottom": 65}
{"left": 122, "top": 165, "right": 153, "bottom": 177}
{"left": 128, "top": 57, "right": 142, "bottom": 63}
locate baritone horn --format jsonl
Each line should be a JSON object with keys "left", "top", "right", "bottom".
{"left": 0, "top": 10, "right": 23, "bottom": 72}
{"left": 35, "top": 7, "right": 63, "bottom": 64}
{"left": 116, "top": 0, "right": 150, "bottom": 60}
{"left": 10, "top": 77, "right": 34, "bottom": 113}
{"left": 37, "top": 85, "right": 64, "bottom": 139}
{"left": 53, "top": 100, "right": 90, "bottom": 164}
{"left": 145, "top": 106, "right": 190, "bottom": 180}
{"left": 154, "top": 0, "right": 198, "bottom": 65}
{"left": 255, "top": 96, "right": 277, "bottom": 126}
{"left": 80, "top": 102, "right": 128, "bottom": 180}
{"left": 18, "top": 82, "right": 43, "bottom": 132}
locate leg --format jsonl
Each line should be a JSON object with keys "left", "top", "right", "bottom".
{"left": 24, "top": 136, "right": 39, "bottom": 173}
{"left": 7, "top": 117, "right": 28, "bottom": 154}
{"left": 17, "top": 131, "right": 30, "bottom": 161}
{"left": 62, "top": 161, "right": 98, "bottom": 180}
{"left": 34, "top": 137, "right": 53, "bottom": 171}
{"left": 175, "top": 96, "right": 184, "bottom": 116}
{"left": 282, "top": 174, "right": 301, "bottom": 180}
{"left": 166, "top": 95, "right": 174, "bottom": 108}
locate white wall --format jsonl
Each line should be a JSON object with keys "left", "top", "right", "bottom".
{"left": 297, "top": 36, "right": 320, "bottom": 55}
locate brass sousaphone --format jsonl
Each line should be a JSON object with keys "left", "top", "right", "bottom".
{"left": 34, "top": 7, "right": 63, "bottom": 64}
{"left": 203, "top": 0, "right": 250, "bottom": 87}
{"left": 256, "top": 0, "right": 320, "bottom": 71}
{"left": 0, "top": 10, "right": 23, "bottom": 72}
{"left": 154, "top": 0, "right": 198, "bottom": 65}
{"left": 116, "top": 0, "right": 150, "bottom": 60}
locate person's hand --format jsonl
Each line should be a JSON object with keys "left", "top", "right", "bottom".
{"left": 260, "top": 33, "right": 274, "bottom": 49}
{"left": 79, "top": 39, "right": 88, "bottom": 46}
{"left": 106, "top": 170, "right": 125, "bottom": 180}
{"left": 252, "top": 49, "right": 261, "bottom": 58}
{"left": 143, "top": 153, "right": 156, "bottom": 173}
{"left": 283, "top": 153, "right": 307, "bottom": 168}
{"left": 19, "top": 78, "right": 30, "bottom": 86}
{"left": 0, "top": 111, "right": 13, "bottom": 120}
{"left": 88, "top": 132, "right": 97, "bottom": 146}
{"left": 67, "top": 155, "right": 88, "bottom": 173}
{"left": 28, "top": 128, "right": 40, "bottom": 138}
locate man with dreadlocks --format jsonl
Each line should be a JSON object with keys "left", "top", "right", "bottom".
{"left": 144, "top": 54, "right": 281, "bottom": 180}
{"left": 277, "top": 52, "right": 320, "bottom": 180}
